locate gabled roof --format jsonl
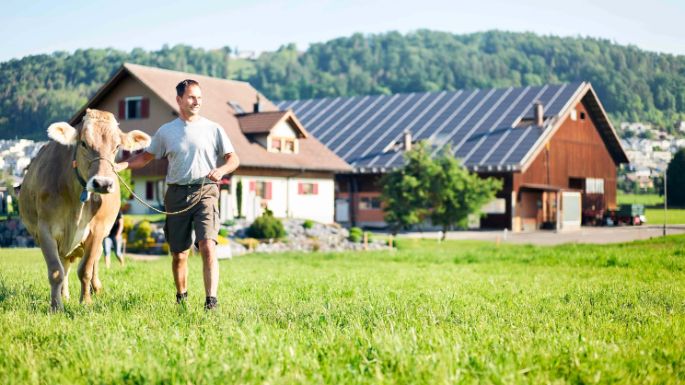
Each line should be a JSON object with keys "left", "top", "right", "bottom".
{"left": 70, "top": 63, "right": 351, "bottom": 173}
{"left": 278, "top": 82, "right": 628, "bottom": 173}
{"left": 237, "top": 110, "right": 309, "bottom": 138}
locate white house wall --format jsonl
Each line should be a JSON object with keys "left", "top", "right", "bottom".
{"left": 127, "top": 177, "right": 165, "bottom": 214}
{"left": 127, "top": 175, "right": 335, "bottom": 224}
{"left": 233, "top": 176, "right": 334, "bottom": 223}
{"left": 272, "top": 121, "right": 297, "bottom": 138}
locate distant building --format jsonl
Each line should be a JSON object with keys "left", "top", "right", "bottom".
{"left": 69, "top": 63, "right": 351, "bottom": 223}
{"left": 280, "top": 82, "right": 629, "bottom": 231}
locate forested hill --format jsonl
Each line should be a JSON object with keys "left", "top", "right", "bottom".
{"left": 2, "top": 30, "right": 684, "bottom": 139}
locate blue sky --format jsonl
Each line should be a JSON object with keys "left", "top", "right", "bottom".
{"left": 2, "top": 0, "right": 683, "bottom": 62}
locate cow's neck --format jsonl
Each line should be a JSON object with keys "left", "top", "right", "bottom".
{"left": 71, "top": 145, "right": 89, "bottom": 197}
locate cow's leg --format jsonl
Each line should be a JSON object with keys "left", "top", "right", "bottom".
{"left": 92, "top": 246, "right": 103, "bottom": 294}
{"left": 60, "top": 258, "right": 72, "bottom": 300}
{"left": 77, "top": 232, "right": 105, "bottom": 303}
{"left": 37, "top": 223, "right": 64, "bottom": 311}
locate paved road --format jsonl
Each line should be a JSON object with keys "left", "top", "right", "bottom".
{"left": 396, "top": 225, "right": 685, "bottom": 245}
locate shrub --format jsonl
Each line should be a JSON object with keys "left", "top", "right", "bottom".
{"left": 135, "top": 221, "right": 152, "bottom": 242}
{"left": 303, "top": 219, "right": 315, "bottom": 229}
{"left": 247, "top": 212, "right": 286, "bottom": 240}
{"left": 364, "top": 231, "right": 373, "bottom": 243}
{"left": 349, "top": 227, "right": 363, "bottom": 243}
{"left": 217, "top": 235, "right": 230, "bottom": 245}
{"left": 218, "top": 228, "right": 229, "bottom": 237}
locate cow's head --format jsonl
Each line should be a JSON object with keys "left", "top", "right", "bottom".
{"left": 47, "top": 109, "right": 151, "bottom": 194}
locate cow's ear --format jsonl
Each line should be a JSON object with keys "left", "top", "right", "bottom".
{"left": 121, "top": 130, "right": 151, "bottom": 151}
{"left": 47, "top": 122, "right": 78, "bottom": 145}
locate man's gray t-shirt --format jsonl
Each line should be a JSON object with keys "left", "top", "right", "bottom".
{"left": 147, "top": 117, "right": 235, "bottom": 185}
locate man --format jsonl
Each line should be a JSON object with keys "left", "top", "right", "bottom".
{"left": 128, "top": 79, "right": 240, "bottom": 310}
{"left": 103, "top": 210, "right": 125, "bottom": 268}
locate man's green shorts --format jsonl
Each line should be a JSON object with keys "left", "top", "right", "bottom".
{"left": 163, "top": 184, "right": 220, "bottom": 253}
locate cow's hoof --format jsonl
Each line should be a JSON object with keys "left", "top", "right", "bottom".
{"left": 92, "top": 282, "right": 103, "bottom": 294}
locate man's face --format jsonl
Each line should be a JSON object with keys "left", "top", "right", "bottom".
{"left": 177, "top": 84, "right": 202, "bottom": 118}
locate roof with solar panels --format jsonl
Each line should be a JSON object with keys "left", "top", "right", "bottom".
{"left": 277, "top": 82, "right": 628, "bottom": 173}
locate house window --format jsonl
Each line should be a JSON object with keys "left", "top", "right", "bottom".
{"left": 586, "top": 178, "right": 604, "bottom": 194}
{"left": 298, "top": 182, "right": 318, "bottom": 195}
{"left": 250, "top": 180, "right": 272, "bottom": 200}
{"left": 269, "top": 137, "right": 298, "bottom": 153}
{"left": 126, "top": 97, "right": 142, "bottom": 119}
{"left": 481, "top": 198, "right": 506, "bottom": 214}
{"left": 145, "top": 181, "right": 154, "bottom": 200}
{"left": 580, "top": 112, "right": 586, "bottom": 120}
{"left": 119, "top": 97, "right": 149, "bottom": 120}
{"left": 271, "top": 138, "right": 282, "bottom": 151}
{"left": 359, "top": 196, "right": 382, "bottom": 210}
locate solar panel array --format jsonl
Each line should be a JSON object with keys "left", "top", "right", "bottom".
{"left": 277, "top": 82, "right": 584, "bottom": 172}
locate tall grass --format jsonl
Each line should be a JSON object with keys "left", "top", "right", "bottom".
{"left": 0, "top": 236, "right": 684, "bottom": 384}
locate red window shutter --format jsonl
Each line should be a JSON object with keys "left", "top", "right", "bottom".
{"left": 141, "top": 98, "right": 150, "bottom": 118}
{"left": 298, "top": 183, "right": 303, "bottom": 195}
{"left": 313, "top": 183, "right": 318, "bottom": 195}
{"left": 118, "top": 100, "right": 126, "bottom": 119}
{"left": 265, "top": 182, "right": 272, "bottom": 200}
{"left": 145, "top": 181, "right": 153, "bottom": 200}
{"left": 249, "top": 181, "right": 256, "bottom": 192}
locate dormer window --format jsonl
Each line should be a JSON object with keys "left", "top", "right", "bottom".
{"left": 237, "top": 110, "right": 308, "bottom": 155}
{"left": 268, "top": 136, "right": 298, "bottom": 153}
{"left": 284, "top": 139, "right": 295, "bottom": 153}
{"left": 271, "top": 138, "right": 282, "bottom": 151}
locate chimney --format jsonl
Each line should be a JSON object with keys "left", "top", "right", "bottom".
{"left": 534, "top": 101, "right": 544, "bottom": 127}
{"left": 403, "top": 131, "right": 412, "bottom": 151}
{"left": 253, "top": 94, "right": 261, "bottom": 113}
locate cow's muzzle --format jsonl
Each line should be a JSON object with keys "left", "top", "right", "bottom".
{"left": 87, "top": 176, "right": 115, "bottom": 194}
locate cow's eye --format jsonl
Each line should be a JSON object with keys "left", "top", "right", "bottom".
{"left": 80, "top": 141, "right": 87, "bottom": 148}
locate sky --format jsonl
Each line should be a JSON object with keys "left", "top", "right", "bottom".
{"left": 2, "top": 0, "right": 683, "bottom": 62}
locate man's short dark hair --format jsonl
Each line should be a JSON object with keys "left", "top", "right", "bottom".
{"left": 176, "top": 79, "right": 200, "bottom": 97}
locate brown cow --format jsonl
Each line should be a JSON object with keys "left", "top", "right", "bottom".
{"left": 19, "top": 109, "right": 150, "bottom": 311}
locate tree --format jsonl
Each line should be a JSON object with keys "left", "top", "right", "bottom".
{"left": 429, "top": 148, "right": 502, "bottom": 239}
{"left": 666, "top": 148, "right": 685, "bottom": 207}
{"left": 381, "top": 142, "right": 502, "bottom": 238}
{"left": 380, "top": 142, "right": 435, "bottom": 234}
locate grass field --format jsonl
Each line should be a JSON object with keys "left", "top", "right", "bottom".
{"left": 645, "top": 208, "right": 685, "bottom": 226}
{"left": 617, "top": 193, "right": 663, "bottom": 206}
{"left": 616, "top": 193, "right": 685, "bottom": 224}
{"left": 0, "top": 237, "right": 684, "bottom": 384}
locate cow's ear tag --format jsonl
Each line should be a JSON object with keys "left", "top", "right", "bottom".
{"left": 79, "top": 189, "right": 90, "bottom": 203}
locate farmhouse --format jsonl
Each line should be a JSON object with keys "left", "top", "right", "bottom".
{"left": 69, "top": 63, "right": 351, "bottom": 223}
{"left": 279, "top": 82, "right": 629, "bottom": 231}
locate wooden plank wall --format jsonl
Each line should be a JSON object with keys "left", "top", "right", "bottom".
{"left": 515, "top": 100, "right": 618, "bottom": 210}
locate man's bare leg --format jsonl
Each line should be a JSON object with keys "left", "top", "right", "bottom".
{"left": 198, "top": 239, "right": 218, "bottom": 309}
{"left": 198, "top": 240, "right": 218, "bottom": 297}
{"left": 171, "top": 249, "right": 189, "bottom": 300}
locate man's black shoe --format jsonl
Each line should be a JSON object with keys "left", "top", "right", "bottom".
{"left": 176, "top": 292, "right": 188, "bottom": 304}
{"left": 204, "top": 296, "right": 218, "bottom": 310}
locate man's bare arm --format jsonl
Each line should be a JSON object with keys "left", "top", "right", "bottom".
{"left": 207, "top": 152, "right": 240, "bottom": 182}
{"left": 125, "top": 152, "right": 156, "bottom": 170}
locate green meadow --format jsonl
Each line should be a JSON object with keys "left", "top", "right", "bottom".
{"left": 0, "top": 236, "right": 683, "bottom": 384}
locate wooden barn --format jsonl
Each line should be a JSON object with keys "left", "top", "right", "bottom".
{"left": 278, "top": 82, "right": 629, "bottom": 231}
